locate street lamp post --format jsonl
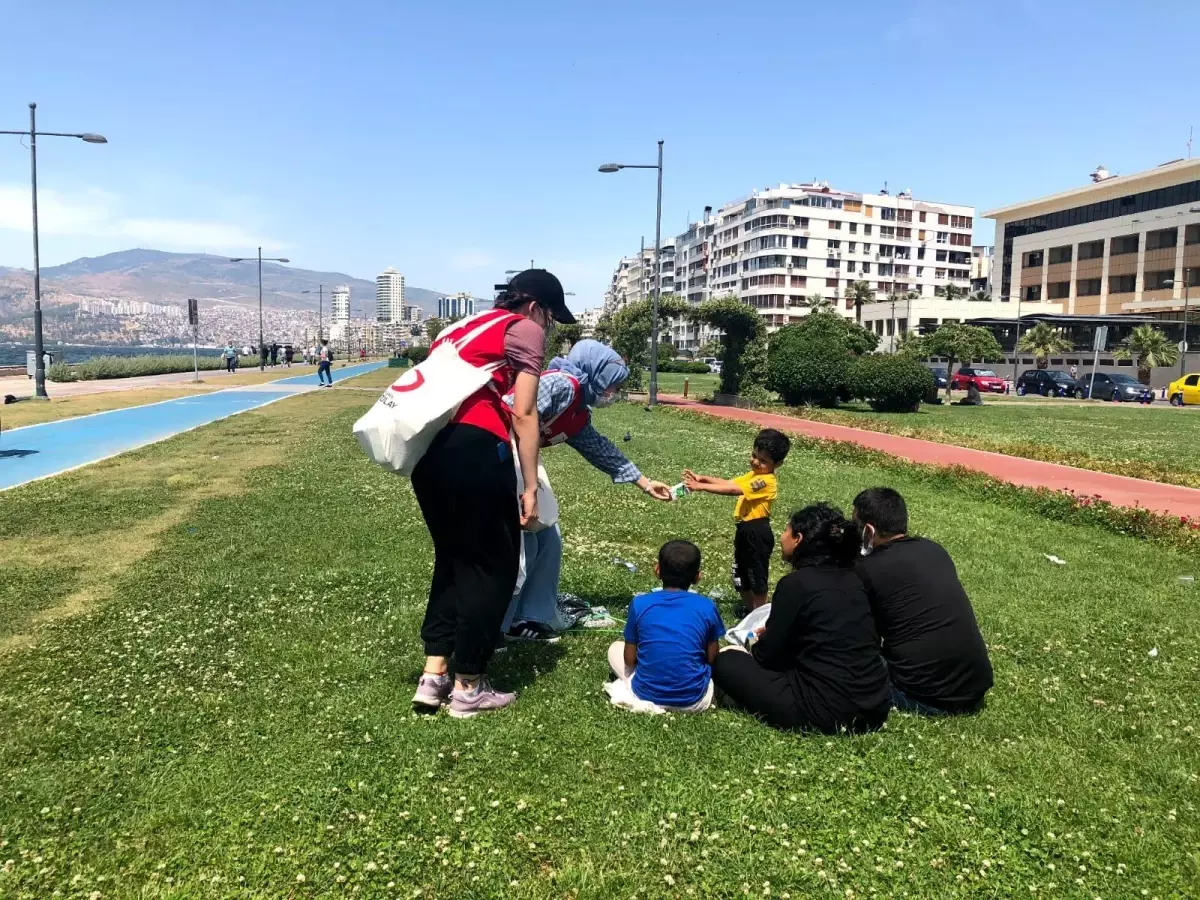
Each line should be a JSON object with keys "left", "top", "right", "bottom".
{"left": 600, "top": 140, "right": 665, "bottom": 405}
{"left": 1181, "top": 268, "right": 1192, "bottom": 378}
{"left": 301, "top": 285, "right": 323, "bottom": 343}
{"left": 230, "top": 248, "right": 290, "bottom": 371}
{"left": 1, "top": 103, "right": 107, "bottom": 400}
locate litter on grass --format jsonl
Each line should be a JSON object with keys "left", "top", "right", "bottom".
{"left": 725, "top": 605, "right": 771, "bottom": 649}
{"left": 612, "top": 557, "right": 638, "bottom": 574}
{"left": 1177, "top": 575, "right": 1195, "bottom": 584}
{"left": 1043, "top": 554, "right": 1067, "bottom": 565}
{"left": 1148, "top": 648, "right": 1159, "bottom": 658}
{"left": 556, "top": 593, "right": 618, "bottom": 630}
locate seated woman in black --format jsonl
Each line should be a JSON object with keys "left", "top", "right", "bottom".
{"left": 712, "top": 503, "right": 890, "bottom": 734}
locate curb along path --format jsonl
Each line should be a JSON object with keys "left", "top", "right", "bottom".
{"left": 660, "top": 396, "right": 1200, "bottom": 520}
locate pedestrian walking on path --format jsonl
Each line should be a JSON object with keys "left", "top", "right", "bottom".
{"left": 317, "top": 340, "right": 334, "bottom": 387}
{"left": 222, "top": 342, "right": 237, "bottom": 374}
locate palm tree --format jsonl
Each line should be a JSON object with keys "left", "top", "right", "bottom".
{"left": 1017, "top": 321, "right": 1073, "bottom": 370}
{"left": 844, "top": 280, "right": 877, "bottom": 325}
{"left": 802, "top": 292, "right": 834, "bottom": 312}
{"left": 969, "top": 291, "right": 991, "bottom": 303}
{"left": 936, "top": 283, "right": 966, "bottom": 304}
{"left": 1113, "top": 324, "right": 1180, "bottom": 384}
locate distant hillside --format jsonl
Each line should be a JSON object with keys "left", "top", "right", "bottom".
{"left": 0, "top": 249, "right": 446, "bottom": 317}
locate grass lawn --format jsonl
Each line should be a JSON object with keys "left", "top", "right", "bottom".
{"left": 1, "top": 396, "right": 1197, "bottom": 897}
{"left": 654, "top": 371, "right": 721, "bottom": 398}
{"left": 781, "top": 400, "right": 1200, "bottom": 488}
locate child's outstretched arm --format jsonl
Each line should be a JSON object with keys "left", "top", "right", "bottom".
{"left": 683, "top": 470, "right": 744, "bottom": 496}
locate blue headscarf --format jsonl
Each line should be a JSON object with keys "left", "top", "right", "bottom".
{"left": 547, "top": 339, "right": 630, "bottom": 407}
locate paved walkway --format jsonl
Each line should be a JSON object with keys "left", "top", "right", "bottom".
{"left": 661, "top": 396, "right": 1200, "bottom": 520}
{"left": 0, "top": 361, "right": 385, "bottom": 491}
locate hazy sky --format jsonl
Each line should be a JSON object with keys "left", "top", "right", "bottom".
{"left": 1, "top": 0, "right": 1198, "bottom": 310}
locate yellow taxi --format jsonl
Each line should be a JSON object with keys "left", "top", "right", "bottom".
{"left": 1167, "top": 373, "right": 1200, "bottom": 406}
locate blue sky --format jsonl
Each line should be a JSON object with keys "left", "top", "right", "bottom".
{"left": 1, "top": 0, "right": 1198, "bottom": 310}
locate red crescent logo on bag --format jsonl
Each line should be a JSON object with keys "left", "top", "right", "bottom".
{"left": 390, "top": 370, "right": 425, "bottom": 393}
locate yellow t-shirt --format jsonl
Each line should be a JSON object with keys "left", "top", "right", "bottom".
{"left": 733, "top": 472, "right": 777, "bottom": 522}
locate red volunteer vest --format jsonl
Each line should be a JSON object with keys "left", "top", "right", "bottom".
{"left": 436, "top": 309, "right": 523, "bottom": 441}
{"left": 539, "top": 371, "right": 591, "bottom": 446}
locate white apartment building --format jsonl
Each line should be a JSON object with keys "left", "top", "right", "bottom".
{"left": 438, "top": 292, "right": 476, "bottom": 319}
{"left": 971, "top": 246, "right": 994, "bottom": 295}
{"left": 331, "top": 285, "right": 351, "bottom": 324}
{"left": 404, "top": 306, "right": 422, "bottom": 323}
{"left": 375, "top": 267, "right": 405, "bottom": 323}
{"left": 603, "top": 240, "right": 676, "bottom": 314}
{"left": 577, "top": 306, "right": 603, "bottom": 337}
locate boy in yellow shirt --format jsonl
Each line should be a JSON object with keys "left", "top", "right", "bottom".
{"left": 683, "top": 428, "right": 791, "bottom": 616}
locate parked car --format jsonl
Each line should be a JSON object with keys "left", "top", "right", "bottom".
{"left": 1016, "top": 369, "right": 1082, "bottom": 398}
{"left": 930, "top": 366, "right": 948, "bottom": 389}
{"left": 1083, "top": 371, "right": 1155, "bottom": 403}
{"left": 1167, "top": 373, "right": 1200, "bottom": 406}
{"left": 951, "top": 367, "right": 1006, "bottom": 393}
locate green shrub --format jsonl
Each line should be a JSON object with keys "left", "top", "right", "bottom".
{"left": 657, "top": 359, "right": 710, "bottom": 374}
{"left": 406, "top": 345, "right": 430, "bottom": 365}
{"left": 767, "top": 316, "right": 850, "bottom": 407}
{"left": 46, "top": 354, "right": 261, "bottom": 382}
{"left": 849, "top": 354, "right": 934, "bottom": 412}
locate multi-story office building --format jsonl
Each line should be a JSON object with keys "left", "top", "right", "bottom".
{"left": 375, "top": 267, "right": 405, "bottom": 323}
{"left": 657, "top": 182, "right": 1004, "bottom": 351}
{"left": 331, "top": 285, "right": 350, "bottom": 325}
{"left": 438, "top": 292, "right": 476, "bottom": 319}
{"left": 984, "top": 158, "right": 1200, "bottom": 317}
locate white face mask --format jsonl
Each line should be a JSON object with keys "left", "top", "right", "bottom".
{"left": 859, "top": 524, "right": 876, "bottom": 557}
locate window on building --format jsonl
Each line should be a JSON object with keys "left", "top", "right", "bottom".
{"left": 1109, "top": 274, "right": 1136, "bottom": 294}
{"left": 828, "top": 239, "right": 841, "bottom": 249}
{"left": 1023, "top": 249, "right": 1044, "bottom": 267}
{"left": 790, "top": 275, "right": 807, "bottom": 287}
{"left": 1076, "top": 278, "right": 1101, "bottom": 296}
{"left": 951, "top": 215, "right": 973, "bottom": 229}
{"left": 916, "top": 266, "right": 924, "bottom": 277}
{"left": 1146, "top": 227, "right": 1178, "bottom": 250}
{"left": 897, "top": 227, "right": 912, "bottom": 240}
{"left": 1145, "top": 270, "right": 1175, "bottom": 290}
{"left": 936, "top": 232, "right": 949, "bottom": 244}
{"left": 862, "top": 243, "right": 871, "bottom": 253}
{"left": 793, "top": 216, "right": 810, "bottom": 229}
{"left": 1186, "top": 224, "right": 1200, "bottom": 245}
{"left": 791, "top": 256, "right": 808, "bottom": 269}
{"left": 936, "top": 249, "right": 948, "bottom": 262}
{"left": 847, "top": 261, "right": 856, "bottom": 273}
{"left": 792, "top": 236, "right": 809, "bottom": 249}
{"left": 917, "top": 247, "right": 926, "bottom": 260}
{"left": 919, "top": 212, "right": 927, "bottom": 222}
{"left": 847, "top": 242, "right": 857, "bottom": 253}
{"left": 880, "top": 208, "right": 896, "bottom": 221}
{"left": 897, "top": 317, "right": 908, "bottom": 332}
{"left": 1048, "top": 245, "right": 1072, "bottom": 264}
{"left": 1111, "top": 234, "right": 1139, "bottom": 256}
{"left": 848, "top": 222, "right": 858, "bottom": 234}
{"left": 826, "top": 278, "right": 839, "bottom": 288}
{"left": 1023, "top": 285, "right": 1042, "bottom": 301}
{"left": 1189, "top": 268, "right": 1200, "bottom": 287}
{"left": 861, "top": 263, "right": 871, "bottom": 274}
{"left": 1075, "top": 240, "right": 1103, "bottom": 260}
{"left": 1047, "top": 281, "right": 1071, "bottom": 299}
{"left": 937, "top": 213, "right": 949, "bottom": 225}
{"left": 864, "top": 224, "right": 873, "bottom": 235}
{"left": 935, "top": 267, "right": 947, "bottom": 279}
{"left": 880, "top": 226, "right": 895, "bottom": 239}
{"left": 828, "top": 220, "right": 842, "bottom": 230}
{"left": 897, "top": 210, "right": 913, "bottom": 223}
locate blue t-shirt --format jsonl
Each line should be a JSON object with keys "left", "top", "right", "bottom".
{"left": 624, "top": 588, "right": 725, "bottom": 707}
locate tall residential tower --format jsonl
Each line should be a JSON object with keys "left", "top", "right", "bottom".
{"left": 375, "top": 268, "right": 405, "bottom": 323}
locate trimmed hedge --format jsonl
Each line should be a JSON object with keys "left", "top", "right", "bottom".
{"left": 405, "top": 346, "right": 430, "bottom": 365}
{"left": 657, "top": 360, "right": 711, "bottom": 374}
{"left": 48, "top": 354, "right": 261, "bottom": 382}
{"left": 848, "top": 354, "right": 934, "bottom": 412}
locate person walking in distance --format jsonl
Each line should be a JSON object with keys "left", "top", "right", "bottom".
{"left": 317, "top": 339, "right": 334, "bottom": 387}
{"left": 223, "top": 341, "right": 237, "bottom": 374}
{"left": 409, "top": 269, "right": 576, "bottom": 718}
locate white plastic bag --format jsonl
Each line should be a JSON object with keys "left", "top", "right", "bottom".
{"left": 352, "top": 312, "right": 515, "bottom": 475}
{"left": 513, "top": 446, "right": 558, "bottom": 533}
{"left": 725, "top": 604, "right": 771, "bottom": 648}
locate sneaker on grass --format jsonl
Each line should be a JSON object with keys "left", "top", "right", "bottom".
{"left": 411, "top": 672, "right": 452, "bottom": 712}
{"left": 448, "top": 677, "right": 516, "bottom": 719}
{"left": 505, "top": 621, "right": 562, "bottom": 644}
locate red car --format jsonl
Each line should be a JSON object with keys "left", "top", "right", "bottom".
{"left": 951, "top": 367, "right": 1006, "bottom": 393}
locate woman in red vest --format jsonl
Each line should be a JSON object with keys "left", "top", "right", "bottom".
{"left": 501, "top": 340, "right": 673, "bottom": 643}
{"left": 410, "top": 270, "right": 576, "bottom": 718}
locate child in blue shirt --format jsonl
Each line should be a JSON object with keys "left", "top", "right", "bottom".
{"left": 606, "top": 540, "right": 725, "bottom": 712}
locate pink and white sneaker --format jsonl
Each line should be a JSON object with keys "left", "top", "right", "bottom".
{"left": 411, "top": 673, "right": 452, "bottom": 712}
{"left": 448, "top": 677, "right": 516, "bottom": 718}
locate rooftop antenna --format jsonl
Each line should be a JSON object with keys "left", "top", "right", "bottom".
{"left": 1189, "top": 125, "right": 1194, "bottom": 160}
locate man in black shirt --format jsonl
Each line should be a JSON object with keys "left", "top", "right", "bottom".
{"left": 852, "top": 488, "right": 993, "bottom": 715}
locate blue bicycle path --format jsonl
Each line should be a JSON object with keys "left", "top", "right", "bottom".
{"left": 0, "top": 360, "right": 386, "bottom": 492}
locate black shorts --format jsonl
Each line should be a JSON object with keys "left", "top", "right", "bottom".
{"left": 732, "top": 518, "right": 774, "bottom": 595}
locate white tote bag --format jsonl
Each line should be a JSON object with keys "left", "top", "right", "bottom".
{"left": 513, "top": 444, "right": 558, "bottom": 533}
{"left": 352, "top": 312, "right": 515, "bottom": 476}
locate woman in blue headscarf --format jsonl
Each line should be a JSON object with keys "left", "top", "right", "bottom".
{"left": 502, "top": 340, "right": 673, "bottom": 641}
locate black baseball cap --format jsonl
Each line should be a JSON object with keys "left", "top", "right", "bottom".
{"left": 506, "top": 269, "right": 576, "bottom": 325}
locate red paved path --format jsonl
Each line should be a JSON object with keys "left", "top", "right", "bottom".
{"left": 660, "top": 396, "right": 1200, "bottom": 520}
